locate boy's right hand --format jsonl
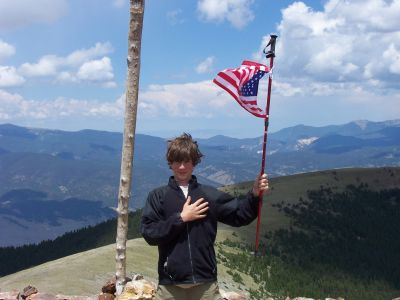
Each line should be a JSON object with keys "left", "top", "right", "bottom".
{"left": 180, "top": 196, "right": 209, "bottom": 222}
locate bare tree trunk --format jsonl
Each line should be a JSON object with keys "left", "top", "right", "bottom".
{"left": 115, "top": 0, "right": 145, "bottom": 295}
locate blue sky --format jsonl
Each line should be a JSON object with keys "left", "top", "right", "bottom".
{"left": 0, "top": 0, "right": 399, "bottom": 138}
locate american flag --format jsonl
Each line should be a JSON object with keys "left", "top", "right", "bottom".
{"left": 213, "top": 60, "right": 270, "bottom": 118}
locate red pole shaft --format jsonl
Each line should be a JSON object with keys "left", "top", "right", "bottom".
{"left": 255, "top": 55, "right": 274, "bottom": 254}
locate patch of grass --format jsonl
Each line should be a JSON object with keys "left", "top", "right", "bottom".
{"left": 219, "top": 242, "right": 399, "bottom": 300}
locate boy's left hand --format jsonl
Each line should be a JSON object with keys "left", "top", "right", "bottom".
{"left": 252, "top": 173, "right": 269, "bottom": 197}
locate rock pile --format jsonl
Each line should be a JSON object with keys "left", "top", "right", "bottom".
{"left": 0, "top": 277, "right": 353, "bottom": 300}
{"left": 0, "top": 277, "right": 245, "bottom": 300}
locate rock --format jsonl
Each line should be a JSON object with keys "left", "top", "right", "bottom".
{"left": 219, "top": 289, "right": 246, "bottom": 300}
{"left": 131, "top": 274, "right": 143, "bottom": 281}
{"left": 102, "top": 276, "right": 134, "bottom": 295}
{"left": 22, "top": 286, "right": 38, "bottom": 299}
{"left": 0, "top": 290, "right": 20, "bottom": 300}
{"left": 56, "top": 295, "right": 96, "bottom": 300}
{"left": 26, "top": 293, "right": 57, "bottom": 300}
{"left": 102, "top": 278, "right": 116, "bottom": 295}
{"left": 293, "top": 298, "right": 314, "bottom": 300}
{"left": 117, "top": 279, "right": 156, "bottom": 300}
{"left": 98, "top": 294, "right": 115, "bottom": 300}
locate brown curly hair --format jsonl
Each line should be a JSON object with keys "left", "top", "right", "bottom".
{"left": 166, "top": 133, "right": 204, "bottom": 166}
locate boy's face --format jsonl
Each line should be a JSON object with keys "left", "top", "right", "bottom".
{"left": 170, "top": 160, "right": 194, "bottom": 185}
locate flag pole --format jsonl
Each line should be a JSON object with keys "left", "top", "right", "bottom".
{"left": 255, "top": 34, "right": 277, "bottom": 255}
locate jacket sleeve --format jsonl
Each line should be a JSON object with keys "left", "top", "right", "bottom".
{"left": 213, "top": 189, "right": 259, "bottom": 227}
{"left": 140, "top": 189, "right": 186, "bottom": 246}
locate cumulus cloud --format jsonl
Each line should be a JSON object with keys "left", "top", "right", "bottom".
{"left": 197, "top": 0, "right": 254, "bottom": 29}
{"left": 0, "top": 40, "right": 15, "bottom": 61}
{"left": 0, "top": 89, "right": 124, "bottom": 122}
{"left": 19, "top": 55, "right": 60, "bottom": 77}
{"left": 0, "top": 0, "right": 67, "bottom": 30}
{"left": 77, "top": 57, "right": 114, "bottom": 81}
{"left": 139, "top": 80, "right": 232, "bottom": 118}
{"left": 56, "top": 71, "right": 78, "bottom": 83}
{"left": 65, "top": 42, "right": 113, "bottom": 66}
{"left": 19, "top": 42, "right": 113, "bottom": 77}
{"left": 17, "top": 42, "right": 116, "bottom": 87}
{"left": 383, "top": 44, "right": 400, "bottom": 75}
{"left": 0, "top": 66, "right": 25, "bottom": 87}
{"left": 254, "top": 0, "right": 400, "bottom": 95}
{"left": 195, "top": 56, "right": 216, "bottom": 74}
{"left": 135, "top": 75, "right": 400, "bottom": 128}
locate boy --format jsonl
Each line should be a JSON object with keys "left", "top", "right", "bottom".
{"left": 141, "top": 133, "right": 269, "bottom": 300}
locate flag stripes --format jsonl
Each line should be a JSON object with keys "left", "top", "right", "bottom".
{"left": 213, "top": 60, "right": 270, "bottom": 118}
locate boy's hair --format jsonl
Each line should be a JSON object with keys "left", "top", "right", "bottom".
{"left": 166, "top": 133, "right": 203, "bottom": 166}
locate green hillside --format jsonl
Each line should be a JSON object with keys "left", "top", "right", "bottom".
{"left": 218, "top": 167, "right": 400, "bottom": 299}
{"left": 1, "top": 167, "right": 400, "bottom": 299}
{"left": 0, "top": 239, "right": 158, "bottom": 295}
{"left": 219, "top": 166, "right": 400, "bottom": 245}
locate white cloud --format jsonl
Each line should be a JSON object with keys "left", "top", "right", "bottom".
{"left": 197, "top": 0, "right": 254, "bottom": 29}
{"left": 134, "top": 76, "right": 400, "bottom": 130}
{"left": 195, "top": 56, "right": 216, "bottom": 74}
{"left": 19, "top": 42, "right": 113, "bottom": 78}
{"left": 56, "top": 71, "right": 78, "bottom": 83}
{"left": 271, "top": 80, "right": 303, "bottom": 97}
{"left": 77, "top": 57, "right": 114, "bottom": 81}
{"left": 254, "top": 0, "right": 400, "bottom": 95}
{"left": 0, "top": 40, "right": 15, "bottom": 61}
{"left": 383, "top": 44, "right": 400, "bottom": 75}
{"left": 0, "top": 66, "right": 25, "bottom": 87}
{"left": 139, "top": 80, "right": 232, "bottom": 118}
{"left": 0, "top": 89, "right": 124, "bottom": 122}
{"left": 66, "top": 42, "right": 113, "bottom": 66}
{"left": 325, "top": 0, "right": 400, "bottom": 32}
{"left": 0, "top": 0, "right": 67, "bottom": 30}
{"left": 16, "top": 42, "right": 115, "bottom": 87}
{"left": 19, "top": 55, "right": 60, "bottom": 77}
{"left": 0, "top": 89, "right": 23, "bottom": 120}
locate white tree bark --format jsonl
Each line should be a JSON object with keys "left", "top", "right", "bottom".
{"left": 115, "top": 0, "right": 145, "bottom": 295}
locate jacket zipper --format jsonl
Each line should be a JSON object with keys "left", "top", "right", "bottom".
{"left": 182, "top": 187, "right": 196, "bottom": 283}
{"left": 186, "top": 222, "right": 196, "bottom": 283}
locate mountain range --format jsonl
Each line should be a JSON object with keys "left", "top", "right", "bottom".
{"left": 1, "top": 119, "right": 399, "bottom": 246}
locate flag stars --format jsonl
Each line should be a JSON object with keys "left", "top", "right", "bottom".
{"left": 241, "top": 70, "right": 266, "bottom": 97}
{"left": 214, "top": 61, "right": 268, "bottom": 118}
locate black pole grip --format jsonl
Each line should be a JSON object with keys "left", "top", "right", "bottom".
{"left": 264, "top": 34, "right": 278, "bottom": 58}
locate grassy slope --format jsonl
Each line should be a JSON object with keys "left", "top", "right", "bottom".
{"left": 1, "top": 167, "right": 399, "bottom": 296}
{"left": 219, "top": 167, "right": 400, "bottom": 245}
{"left": 0, "top": 239, "right": 158, "bottom": 295}
{"left": 0, "top": 237, "right": 254, "bottom": 296}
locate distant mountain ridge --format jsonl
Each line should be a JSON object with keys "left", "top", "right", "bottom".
{"left": 269, "top": 119, "right": 400, "bottom": 141}
{"left": 1, "top": 120, "right": 399, "bottom": 246}
{"left": 0, "top": 189, "right": 113, "bottom": 225}
{"left": 0, "top": 188, "right": 114, "bottom": 246}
